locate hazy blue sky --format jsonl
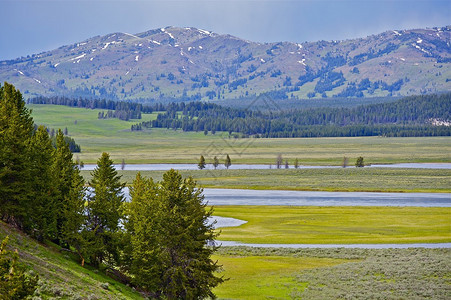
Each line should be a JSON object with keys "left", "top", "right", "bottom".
{"left": 1, "top": 0, "right": 449, "bottom": 60}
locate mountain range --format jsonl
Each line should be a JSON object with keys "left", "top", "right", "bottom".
{"left": 1, "top": 26, "right": 450, "bottom": 101}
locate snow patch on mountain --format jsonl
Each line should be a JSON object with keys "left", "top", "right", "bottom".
{"left": 198, "top": 29, "right": 211, "bottom": 35}
{"left": 298, "top": 59, "right": 306, "bottom": 66}
{"left": 71, "top": 54, "right": 86, "bottom": 61}
{"left": 123, "top": 32, "right": 141, "bottom": 39}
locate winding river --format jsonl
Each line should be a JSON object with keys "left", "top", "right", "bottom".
{"left": 111, "top": 172, "right": 451, "bottom": 248}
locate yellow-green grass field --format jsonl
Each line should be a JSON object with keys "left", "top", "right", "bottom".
{"left": 213, "top": 247, "right": 451, "bottom": 299}
{"left": 212, "top": 206, "right": 451, "bottom": 244}
{"left": 98, "top": 167, "right": 451, "bottom": 193}
{"left": 29, "top": 104, "right": 451, "bottom": 164}
{"left": 212, "top": 254, "right": 353, "bottom": 299}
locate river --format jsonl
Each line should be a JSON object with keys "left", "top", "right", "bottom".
{"left": 120, "top": 187, "right": 451, "bottom": 207}
{"left": 81, "top": 162, "right": 451, "bottom": 171}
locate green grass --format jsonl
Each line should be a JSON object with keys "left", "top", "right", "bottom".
{"left": 0, "top": 222, "right": 143, "bottom": 299}
{"left": 214, "top": 247, "right": 451, "bottom": 299}
{"left": 101, "top": 168, "right": 451, "bottom": 193}
{"left": 29, "top": 104, "right": 451, "bottom": 164}
{"left": 212, "top": 206, "right": 451, "bottom": 244}
{"left": 212, "top": 254, "right": 352, "bottom": 299}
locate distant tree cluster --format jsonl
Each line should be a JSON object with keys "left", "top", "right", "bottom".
{"left": 131, "top": 93, "right": 451, "bottom": 137}
{"left": 28, "top": 96, "right": 150, "bottom": 121}
{"left": 2, "top": 83, "right": 223, "bottom": 298}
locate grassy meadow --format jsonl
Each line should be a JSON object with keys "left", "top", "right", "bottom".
{"left": 212, "top": 206, "right": 451, "bottom": 244}
{"left": 29, "top": 104, "right": 451, "bottom": 165}
{"left": 93, "top": 167, "right": 451, "bottom": 193}
{"left": 212, "top": 254, "right": 353, "bottom": 299}
{"left": 214, "top": 247, "right": 451, "bottom": 299}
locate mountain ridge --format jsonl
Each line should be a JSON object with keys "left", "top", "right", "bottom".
{"left": 1, "top": 25, "right": 450, "bottom": 101}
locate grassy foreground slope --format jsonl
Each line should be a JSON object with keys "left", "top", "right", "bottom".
{"left": 0, "top": 222, "right": 143, "bottom": 299}
{"left": 29, "top": 104, "right": 451, "bottom": 164}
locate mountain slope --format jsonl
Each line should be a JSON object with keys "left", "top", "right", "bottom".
{"left": 1, "top": 26, "right": 450, "bottom": 101}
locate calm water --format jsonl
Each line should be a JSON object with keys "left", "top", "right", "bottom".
{"left": 202, "top": 189, "right": 451, "bottom": 207}
{"left": 82, "top": 163, "right": 451, "bottom": 171}
{"left": 119, "top": 187, "right": 451, "bottom": 207}
{"left": 213, "top": 241, "right": 451, "bottom": 249}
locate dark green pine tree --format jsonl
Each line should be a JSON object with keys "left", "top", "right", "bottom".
{"left": 225, "top": 154, "right": 231, "bottom": 169}
{"left": 0, "top": 82, "right": 34, "bottom": 228}
{"left": 198, "top": 155, "right": 206, "bottom": 169}
{"left": 27, "top": 125, "right": 57, "bottom": 240}
{"left": 355, "top": 156, "right": 365, "bottom": 167}
{"left": 127, "top": 170, "right": 224, "bottom": 299}
{"left": 213, "top": 156, "right": 219, "bottom": 169}
{"left": 86, "top": 152, "right": 125, "bottom": 267}
{"left": 53, "top": 129, "right": 85, "bottom": 249}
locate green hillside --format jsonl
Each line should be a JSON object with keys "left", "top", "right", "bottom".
{"left": 0, "top": 222, "right": 143, "bottom": 299}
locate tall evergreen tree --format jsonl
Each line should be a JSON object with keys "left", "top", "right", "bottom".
{"left": 28, "top": 125, "right": 56, "bottom": 240}
{"left": 127, "top": 170, "right": 223, "bottom": 298}
{"left": 86, "top": 152, "right": 125, "bottom": 267}
{"left": 225, "top": 154, "right": 231, "bottom": 169}
{"left": 198, "top": 155, "right": 206, "bottom": 170}
{"left": 53, "top": 129, "right": 85, "bottom": 248}
{"left": 276, "top": 154, "right": 283, "bottom": 169}
{"left": 0, "top": 82, "right": 34, "bottom": 228}
{"left": 213, "top": 156, "right": 219, "bottom": 169}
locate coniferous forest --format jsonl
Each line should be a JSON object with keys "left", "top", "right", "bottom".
{"left": 30, "top": 93, "right": 451, "bottom": 138}
{"left": 132, "top": 93, "right": 451, "bottom": 137}
{"left": 1, "top": 82, "right": 223, "bottom": 298}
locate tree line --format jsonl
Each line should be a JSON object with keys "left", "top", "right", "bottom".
{"left": 28, "top": 96, "right": 150, "bottom": 121}
{"left": 131, "top": 93, "right": 451, "bottom": 137}
{"left": 26, "top": 92, "right": 451, "bottom": 137}
{"left": 1, "top": 83, "right": 223, "bottom": 298}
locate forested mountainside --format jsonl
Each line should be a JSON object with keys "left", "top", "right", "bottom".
{"left": 1, "top": 26, "right": 450, "bottom": 101}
